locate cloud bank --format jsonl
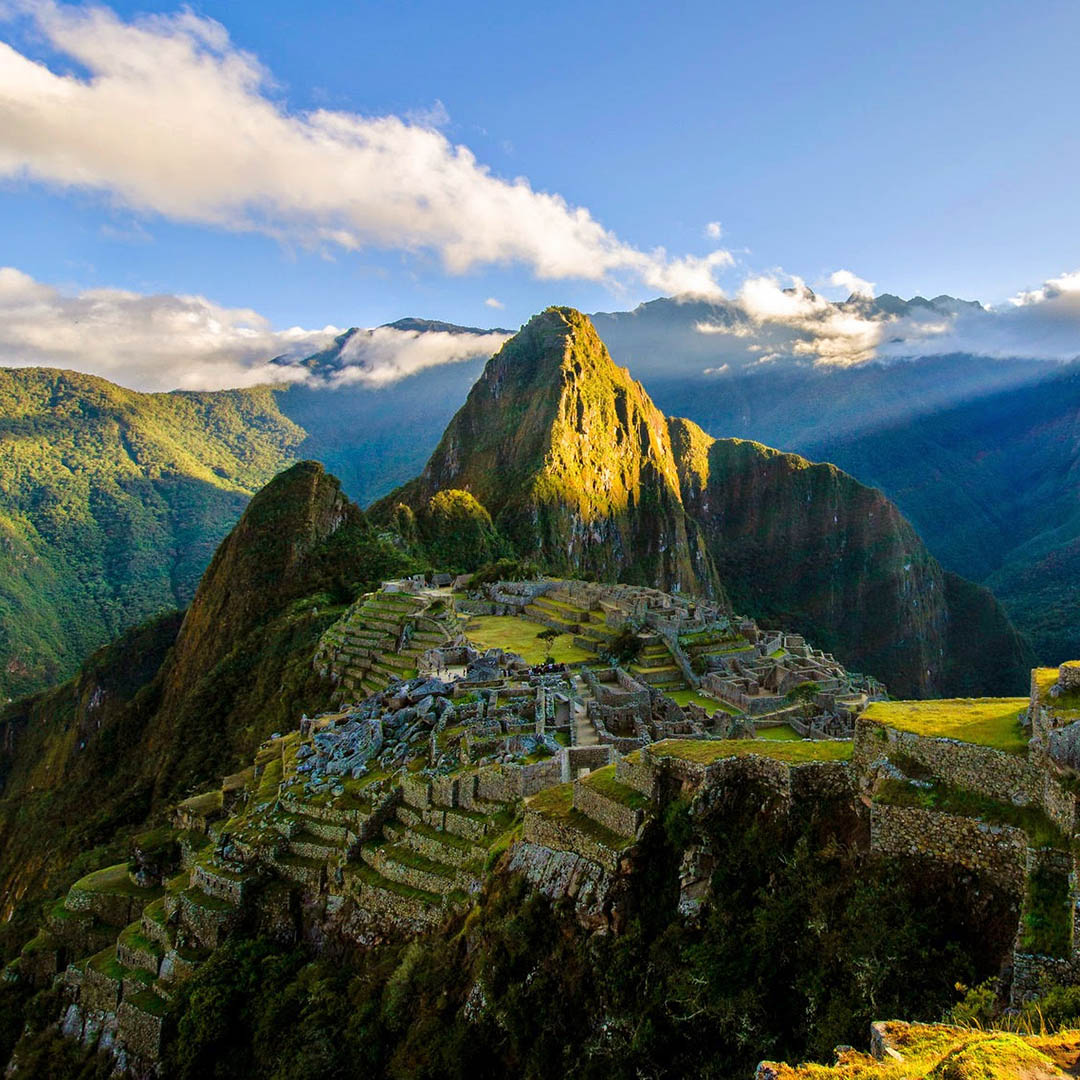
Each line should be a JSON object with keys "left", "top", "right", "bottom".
{"left": 691, "top": 269, "right": 1080, "bottom": 370}
{"left": 328, "top": 325, "right": 511, "bottom": 388}
{"left": 0, "top": 267, "right": 506, "bottom": 392}
{"left": 0, "top": 1, "right": 731, "bottom": 298}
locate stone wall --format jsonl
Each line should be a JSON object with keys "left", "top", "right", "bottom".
{"left": 1060, "top": 662, "right": 1080, "bottom": 692}
{"left": 572, "top": 783, "right": 642, "bottom": 838}
{"left": 1047, "top": 721, "right": 1080, "bottom": 773}
{"left": 702, "top": 673, "right": 787, "bottom": 716}
{"left": 116, "top": 1000, "right": 165, "bottom": 1062}
{"left": 615, "top": 753, "right": 655, "bottom": 797}
{"left": 583, "top": 667, "right": 650, "bottom": 710}
{"left": 1010, "top": 952, "right": 1078, "bottom": 1003}
{"left": 854, "top": 716, "right": 1035, "bottom": 806}
{"left": 869, "top": 802, "right": 1028, "bottom": 894}
{"left": 562, "top": 745, "right": 614, "bottom": 782}
{"left": 855, "top": 716, "right": 1080, "bottom": 836}
{"left": 522, "top": 807, "right": 622, "bottom": 874}
{"left": 586, "top": 704, "right": 647, "bottom": 754}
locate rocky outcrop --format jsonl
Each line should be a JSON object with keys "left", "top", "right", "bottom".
{"left": 505, "top": 841, "right": 619, "bottom": 931}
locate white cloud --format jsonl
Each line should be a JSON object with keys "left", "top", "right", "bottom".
{"left": 331, "top": 325, "right": 510, "bottom": 388}
{"left": 688, "top": 267, "right": 1080, "bottom": 369}
{"left": 484, "top": 297, "right": 504, "bottom": 310}
{"left": 0, "top": 1, "right": 732, "bottom": 298}
{"left": 705, "top": 221, "right": 723, "bottom": 239}
{"left": 828, "top": 268, "right": 875, "bottom": 299}
{"left": 0, "top": 266, "right": 509, "bottom": 391}
{"left": 0, "top": 266, "right": 338, "bottom": 390}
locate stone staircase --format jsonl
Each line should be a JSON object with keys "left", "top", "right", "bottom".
{"left": 630, "top": 637, "right": 687, "bottom": 691}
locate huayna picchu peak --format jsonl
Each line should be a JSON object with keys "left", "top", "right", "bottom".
{"left": 380, "top": 307, "right": 1031, "bottom": 700}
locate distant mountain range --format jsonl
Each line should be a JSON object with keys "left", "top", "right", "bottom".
{"left": 0, "top": 292, "right": 1074, "bottom": 698}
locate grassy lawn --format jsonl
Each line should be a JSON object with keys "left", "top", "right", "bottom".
{"left": 463, "top": 615, "right": 593, "bottom": 665}
{"left": 650, "top": 738, "right": 853, "bottom": 765}
{"left": 756, "top": 724, "right": 802, "bottom": 741}
{"left": 580, "top": 765, "right": 647, "bottom": 809}
{"left": 863, "top": 698, "right": 1029, "bottom": 753}
{"left": 71, "top": 863, "right": 156, "bottom": 898}
{"left": 664, "top": 688, "right": 740, "bottom": 716}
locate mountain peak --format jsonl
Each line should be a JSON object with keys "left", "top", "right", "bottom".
{"left": 379, "top": 307, "right": 717, "bottom": 594}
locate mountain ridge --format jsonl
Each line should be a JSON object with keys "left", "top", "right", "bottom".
{"left": 381, "top": 307, "right": 1032, "bottom": 697}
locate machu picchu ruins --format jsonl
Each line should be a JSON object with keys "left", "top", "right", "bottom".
{"left": 9, "top": 564, "right": 1080, "bottom": 1077}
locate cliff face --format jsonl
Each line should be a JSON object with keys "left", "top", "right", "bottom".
{"left": 386, "top": 309, "right": 1031, "bottom": 698}
{"left": 385, "top": 307, "right": 718, "bottom": 595}
{"left": 670, "top": 424, "right": 949, "bottom": 697}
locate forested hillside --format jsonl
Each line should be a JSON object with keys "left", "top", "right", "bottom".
{"left": 0, "top": 368, "right": 306, "bottom": 699}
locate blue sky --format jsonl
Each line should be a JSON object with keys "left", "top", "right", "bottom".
{"left": 1, "top": 0, "right": 1079, "bottom": 388}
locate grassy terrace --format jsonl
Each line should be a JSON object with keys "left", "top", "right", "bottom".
{"left": 527, "top": 782, "right": 629, "bottom": 848}
{"left": 863, "top": 698, "right": 1030, "bottom": 753}
{"left": 760, "top": 1023, "right": 1080, "bottom": 1079}
{"left": 663, "top": 688, "right": 740, "bottom": 715}
{"left": 72, "top": 863, "right": 159, "bottom": 899}
{"left": 463, "top": 615, "right": 594, "bottom": 664}
{"left": 649, "top": 738, "right": 853, "bottom": 765}
{"left": 176, "top": 788, "right": 224, "bottom": 817}
{"left": 580, "top": 765, "right": 647, "bottom": 810}
{"left": 875, "top": 778, "right": 1070, "bottom": 851}
{"left": 1036, "top": 666, "right": 1080, "bottom": 722}
{"left": 756, "top": 723, "right": 803, "bottom": 741}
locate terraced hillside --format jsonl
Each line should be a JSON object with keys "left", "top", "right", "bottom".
{"left": 315, "top": 589, "right": 461, "bottom": 701}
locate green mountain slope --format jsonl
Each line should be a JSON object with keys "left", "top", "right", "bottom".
{"left": 0, "top": 368, "right": 305, "bottom": 699}
{"left": 381, "top": 307, "right": 717, "bottom": 595}
{"left": 385, "top": 308, "right": 1032, "bottom": 697}
{"left": 0, "top": 460, "right": 414, "bottom": 953}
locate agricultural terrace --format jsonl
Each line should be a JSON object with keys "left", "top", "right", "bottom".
{"left": 1035, "top": 666, "right": 1080, "bottom": 722}
{"left": 663, "top": 688, "right": 740, "bottom": 716}
{"left": 463, "top": 615, "right": 594, "bottom": 665}
{"left": 649, "top": 738, "right": 853, "bottom": 766}
{"left": 863, "top": 698, "right": 1029, "bottom": 754}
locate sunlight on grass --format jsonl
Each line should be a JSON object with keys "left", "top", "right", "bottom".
{"left": 663, "top": 688, "right": 739, "bottom": 715}
{"left": 863, "top": 698, "right": 1029, "bottom": 753}
{"left": 463, "top": 615, "right": 593, "bottom": 665}
{"left": 756, "top": 723, "right": 802, "bottom": 741}
{"left": 650, "top": 738, "right": 852, "bottom": 765}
